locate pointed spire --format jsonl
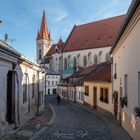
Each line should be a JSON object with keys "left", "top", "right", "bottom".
{"left": 39, "top": 10, "right": 49, "bottom": 40}
{"left": 36, "top": 29, "right": 41, "bottom": 40}
{"left": 58, "top": 37, "right": 63, "bottom": 47}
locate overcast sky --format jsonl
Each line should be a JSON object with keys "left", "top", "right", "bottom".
{"left": 0, "top": 0, "right": 132, "bottom": 61}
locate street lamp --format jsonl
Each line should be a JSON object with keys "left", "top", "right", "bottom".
{"left": 0, "top": 20, "right": 2, "bottom": 23}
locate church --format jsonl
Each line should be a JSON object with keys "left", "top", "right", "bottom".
{"left": 36, "top": 11, "right": 124, "bottom": 81}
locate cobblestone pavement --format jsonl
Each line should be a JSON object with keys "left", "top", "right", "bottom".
{"left": 0, "top": 97, "right": 53, "bottom": 140}
{"left": 33, "top": 95, "right": 132, "bottom": 140}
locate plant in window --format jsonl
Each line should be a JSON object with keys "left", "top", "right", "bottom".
{"left": 133, "top": 107, "right": 140, "bottom": 118}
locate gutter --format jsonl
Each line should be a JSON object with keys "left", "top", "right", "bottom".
{"left": 0, "top": 44, "right": 21, "bottom": 58}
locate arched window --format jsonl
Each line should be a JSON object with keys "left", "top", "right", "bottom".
{"left": 73, "top": 57, "right": 77, "bottom": 70}
{"left": 98, "top": 51, "right": 102, "bottom": 63}
{"left": 68, "top": 55, "right": 71, "bottom": 68}
{"left": 83, "top": 55, "right": 87, "bottom": 67}
{"left": 23, "top": 73, "right": 28, "bottom": 103}
{"left": 32, "top": 75, "right": 35, "bottom": 98}
{"left": 77, "top": 54, "right": 80, "bottom": 66}
{"left": 94, "top": 54, "right": 97, "bottom": 65}
{"left": 105, "top": 53, "right": 110, "bottom": 61}
{"left": 64, "top": 57, "right": 67, "bottom": 70}
{"left": 88, "top": 52, "right": 91, "bottom": 65}
{"left": 39, "top": 49, "right": 41, "bottom": 60}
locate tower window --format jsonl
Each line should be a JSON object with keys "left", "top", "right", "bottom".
{"left": 39, "top": 49, "right": 41, "bottom": 60}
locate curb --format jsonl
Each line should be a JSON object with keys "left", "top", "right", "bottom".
{"left": 29, "top": 103, "right": 56, "bottom": 140}
{"left": 46, "top": 103, "right": 56, "bottom": 126}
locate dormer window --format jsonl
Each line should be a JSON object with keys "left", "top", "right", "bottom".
{"left": 55, "top": 46, "right": 58, "bottom": 53}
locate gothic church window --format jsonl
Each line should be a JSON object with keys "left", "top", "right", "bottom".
{"left": 83, "top": 55, "right": 87, "bottom": 67}
{"left": 94, "top": 54, "right": 97, "bottom": 64}
{"left": 73, "top": 57, "right": 77, "bottom": 70}
{"left": 64, "top": 57, "right": 67, "bottom": 70}
{"left": 105, "top": 53, "right": 110, "bottom": 61}
{"left": 98, "top": 51, "right": 102, "bottom": 63}
{"left": 88, "top": 52, "right": 91, "bottom": 65}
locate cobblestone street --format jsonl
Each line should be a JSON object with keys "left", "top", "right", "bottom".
{"left": 33, "top": 95, "right": 132, "bottom": 140}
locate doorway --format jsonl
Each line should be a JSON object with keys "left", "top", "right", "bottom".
{"left": 48, "top": 89, "right": 50, "bottom": 95}
{"left": 53, "top": 89, "right": 57, "bottom": 94}
{"left": 6, "top": 71, "right": 15, "bottom": 124}
{"left": 93, "top": 87, "right": 97, "bottom": 109}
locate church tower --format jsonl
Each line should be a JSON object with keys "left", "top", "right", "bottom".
{"left": 36, "top": 11, "right": 52, "bottom": 64}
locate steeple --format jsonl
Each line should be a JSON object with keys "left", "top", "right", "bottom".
{"left": 39, "top": 10, "right": 49, "bottom": 40}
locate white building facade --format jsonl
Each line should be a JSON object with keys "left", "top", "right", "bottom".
{"left": 111, "top": 1, "right": 140, "bottom": 139}
{"left": 0, "top": 40, "right": 45, "bottom": 137}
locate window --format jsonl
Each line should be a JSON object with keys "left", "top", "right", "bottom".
{"left": 77, "top": 54, "right": 80, "bottom": 66}
{"left": 83, "top": 55, "right": 87, "bottom": 67}
{"left": 85, "top": 86, "right": 89, "bottom": 96}
{"left": 68, "top": 55, "right": 71, "bottom": 68}
{"left": 39, "top": 49, "right": 41, "bottom": 60}
{"left": 64, "top": 57, "right": 67, "bottom": 70}
{"left": 56, "top": 81, "right": 57, "bottom": 85}
{"left": 138, "top": 72, "right": 140, "bottom": 107}
{"left": 52, "top": 81, "right": 54, "bottom": 85}
{"left": 32, "top": 75, "right": 35, "bottom": 98}
{"left": 98, "top": 51, "right": 102, "bottom": 63}
{"left": 124, "top": 74, "right": 128, "bottom": 97}
{"left": 94, "top": 54, "right": 97, "bottom": 64}
{"left": 105, "top": 53, "right": 110, "bottom": 61}
{"left": 48, "top": 81, "right": 50, "bottom": 86}
{"left": 100, "top": 88, "right": 109, "bottom": 104}
{"left": 23, "top": 73, "right": 28, "bottom": 103}
{"left": 73, "top": 57, "right": 77, "bottom": 70}
{"left": 88, "top": 52, "right": 91, "bottom": 65}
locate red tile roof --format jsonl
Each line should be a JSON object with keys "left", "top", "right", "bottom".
{"left": 62, "top": 15, "right": 125, "bottom": 52}
{"left": 84, "top": 61, "right": 111, "bottom": 82}
{"left": 45, "top": 38, "right": 64, "bottom": 57}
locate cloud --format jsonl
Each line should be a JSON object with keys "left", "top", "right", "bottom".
{"left": 52, "top": 10, "right": 68, "bottom": 23}
{"left": 89, "top": 0, "right": 118, "bottom": 20}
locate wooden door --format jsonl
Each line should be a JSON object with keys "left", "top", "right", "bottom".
{"left": 93, "top": 87, "right": 97, "bottom": 109}
{"left": 6, "top": 71, "right": 15, "bottom": 124}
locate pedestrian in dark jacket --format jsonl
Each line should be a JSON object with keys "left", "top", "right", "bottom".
{"left": 57, "top": 94, "right": 60, "bottom": 105}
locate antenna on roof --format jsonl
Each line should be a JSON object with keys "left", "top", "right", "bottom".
{"left": 4, "top": 33, "right": 17, "bottom": 46}
{"left": 4, "top": 33, "right": 8, "bottom": 42}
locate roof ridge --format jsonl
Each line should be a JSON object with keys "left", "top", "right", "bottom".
{"left": 76, "top": 14, "right": 125, "bottom": 28}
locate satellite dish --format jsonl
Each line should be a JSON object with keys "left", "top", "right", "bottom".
{"left": 4, "top": 33, "right": 8, "bottom": 42}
